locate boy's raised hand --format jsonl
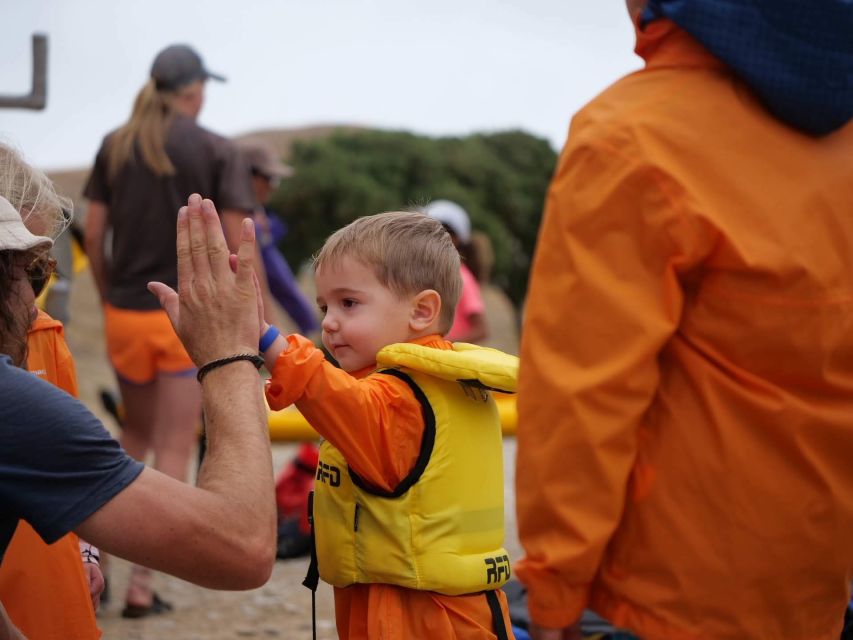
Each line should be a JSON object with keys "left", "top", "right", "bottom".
{"left": 148, "top": 193, "right": 260, "bottom": 366}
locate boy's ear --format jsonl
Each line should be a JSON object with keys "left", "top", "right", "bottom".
{"left": 409, "top": 289, "right": 442, "bottom": 332}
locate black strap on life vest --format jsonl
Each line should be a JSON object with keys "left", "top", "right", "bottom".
{"left": 485, "top": 588, "right": 511, "bottom": 640}
{"left": 302, "top": 490, "right": 319, "bottom": 640}
{"left": 348, "top": 369, "right": 437, "bottom": 498}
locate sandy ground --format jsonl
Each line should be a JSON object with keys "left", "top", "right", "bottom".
{"left": 62, "top": 264, "right": 522, "bottom": 639}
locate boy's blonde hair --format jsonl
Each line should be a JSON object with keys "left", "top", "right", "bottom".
{"left": 314, "top": 211, "right": 462, "bottom": 333}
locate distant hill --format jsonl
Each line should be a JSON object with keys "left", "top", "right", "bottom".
{"left": 47, "top": 124, "right": 356, "bottom": 219}
{"left": 232, "top": 124, "right": 362, "bottom": 159}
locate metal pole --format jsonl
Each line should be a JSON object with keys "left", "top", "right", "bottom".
{"left": 0, "top": 34, "right": 48, "bottom": 110}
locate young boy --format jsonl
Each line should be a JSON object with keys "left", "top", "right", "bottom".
{"left": 260, "top": 211, "right": 517, "bottom": 639}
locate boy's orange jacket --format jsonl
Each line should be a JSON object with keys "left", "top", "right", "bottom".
{"left": 515, "top": 19, "right": 853, "bottom": 640}
{"left": 267, "top": 334, "right": 513, "bottom": 639}
{"left": 0, "top": 310, "right": 101, "bottom": 639}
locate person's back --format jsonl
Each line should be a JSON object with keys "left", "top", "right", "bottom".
{"left": 515, "top": 7, "right": 853, "bottom": 640}
{"left": 591, "top": 22, "right": 853, "bottom": 635}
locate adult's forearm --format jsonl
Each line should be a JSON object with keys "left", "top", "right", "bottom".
{"left": 195, "top": 360, "right": 276, "bottom": 581}
{"left": 74, "top": 361, "right": 275, "bottom": 589}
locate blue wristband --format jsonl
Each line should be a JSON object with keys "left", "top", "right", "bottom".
{"left": 259, "top": 325, "right": 280, "bottom": 352}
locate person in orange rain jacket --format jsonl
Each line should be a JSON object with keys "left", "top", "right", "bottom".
{"left": 0, "top": 309, "right": 104, "bottom": 639}
{"left": 515, "top": 1, "right": 853, "bottom": 639}
{"left": 261, "top": 211, "right": 516, "bottom": 639}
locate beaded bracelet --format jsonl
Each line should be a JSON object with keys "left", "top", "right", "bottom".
{"left": 197, "top": 353, "right": 265, "bottom": 383}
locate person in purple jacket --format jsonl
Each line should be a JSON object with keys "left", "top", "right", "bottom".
{"left": 236, "top": 138, "right": 319, "bottom": 336}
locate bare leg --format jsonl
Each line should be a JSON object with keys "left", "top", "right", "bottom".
{"left": 151, "top": 372, "right": 202, "bottom": 481}
{"left": 117, "top": 379, "right": 157, "bottom": 462}
{"left": 116, "top": 380, "right": 159, "bottom": 609}
{"left": 121, "top": 373, "right": 201, "bottom": 610}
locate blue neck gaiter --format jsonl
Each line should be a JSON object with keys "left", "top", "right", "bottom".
{"left": 642, "top": 0, "right": 853, "bottom": 136}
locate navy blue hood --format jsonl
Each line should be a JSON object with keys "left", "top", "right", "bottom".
{"left": 642, "top": 0, "right": 853, "bottom": 136}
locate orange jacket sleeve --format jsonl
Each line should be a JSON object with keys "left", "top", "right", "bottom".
{"left": 265, "top": 334, "right": 423, "bottom": 492}
{"left": 515, "top": 122, "right": 714, "bottom": 627}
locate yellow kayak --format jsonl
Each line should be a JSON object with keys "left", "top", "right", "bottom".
{"left": 268, "top": 392, "right": 518, "bottom": 441}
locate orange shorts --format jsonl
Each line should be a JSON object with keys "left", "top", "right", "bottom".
{"left": 104, "top": 304, "right": 195, "bottom": 384}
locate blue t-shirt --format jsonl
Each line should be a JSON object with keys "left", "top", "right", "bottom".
{"left": 0, "top": 356, "right": 143, "bottom": 560}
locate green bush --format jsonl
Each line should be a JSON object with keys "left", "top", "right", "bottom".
{"left": 269, "top": 128, "right": 557, "bottom": 306}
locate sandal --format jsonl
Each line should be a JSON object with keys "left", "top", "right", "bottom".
{"left": 121, "top": 592, "right": 174, "bottom": 619}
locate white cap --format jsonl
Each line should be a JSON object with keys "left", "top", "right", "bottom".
{"left": 0, "top": 196, "right": 53, "bottom": 252}
{"left": 424, "top": 199, "right": 471, "bottom": 243}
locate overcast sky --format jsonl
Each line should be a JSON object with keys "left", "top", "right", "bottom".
{"left": 1, "top": 0, "right": 641, "bottom": 172}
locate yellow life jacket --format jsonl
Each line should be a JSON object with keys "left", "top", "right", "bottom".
{"left": 312, "top": 342, "right": 518, "bottom": 595}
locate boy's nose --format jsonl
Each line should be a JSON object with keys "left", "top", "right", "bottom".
{"left": 321, "top": 314, "right": 338, "bottom": 332}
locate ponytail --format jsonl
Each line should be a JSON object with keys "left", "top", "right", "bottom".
{"left": 107, "top": 79, "right": 175, "bottom": 179}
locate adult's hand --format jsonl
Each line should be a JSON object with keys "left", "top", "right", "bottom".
{"left": 149, "top": 193, "right": 260, "bottom": 365}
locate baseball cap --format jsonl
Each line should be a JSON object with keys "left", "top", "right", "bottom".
{"left": 0, "top": 196, "right": 53, "bottom": 252}
{"left": 424, "top": 199, "right": 471, "bottom": 243}
{"left": 150, "top": 44, "right": 225, "bottom": 91}
{"left": 236, "top": 139, "right": 294, "bottom": 179}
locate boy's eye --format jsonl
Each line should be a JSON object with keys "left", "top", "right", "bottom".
{"left": 342, "top": 299, "right": 356, "bottom": 308}
{"left": 318, "top": 305, "right": 327, "bottom": 316}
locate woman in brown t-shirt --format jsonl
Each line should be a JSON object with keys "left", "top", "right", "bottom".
{"left": 82, "top": 44, "right": 260, "bottom": 618}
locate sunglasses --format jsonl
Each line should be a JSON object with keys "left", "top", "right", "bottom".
{"left": 251, "top": 168, "right": 281, "bottom": 189}
{"left": 25, "top": 256, "right": 56, "bottom": 297}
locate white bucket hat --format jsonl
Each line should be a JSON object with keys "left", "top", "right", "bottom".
{"left": 424, "top": 199, "right": 471, "bottom": 243}
{"left": 0, "top": 196, "right": 53, "bottom": 252}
